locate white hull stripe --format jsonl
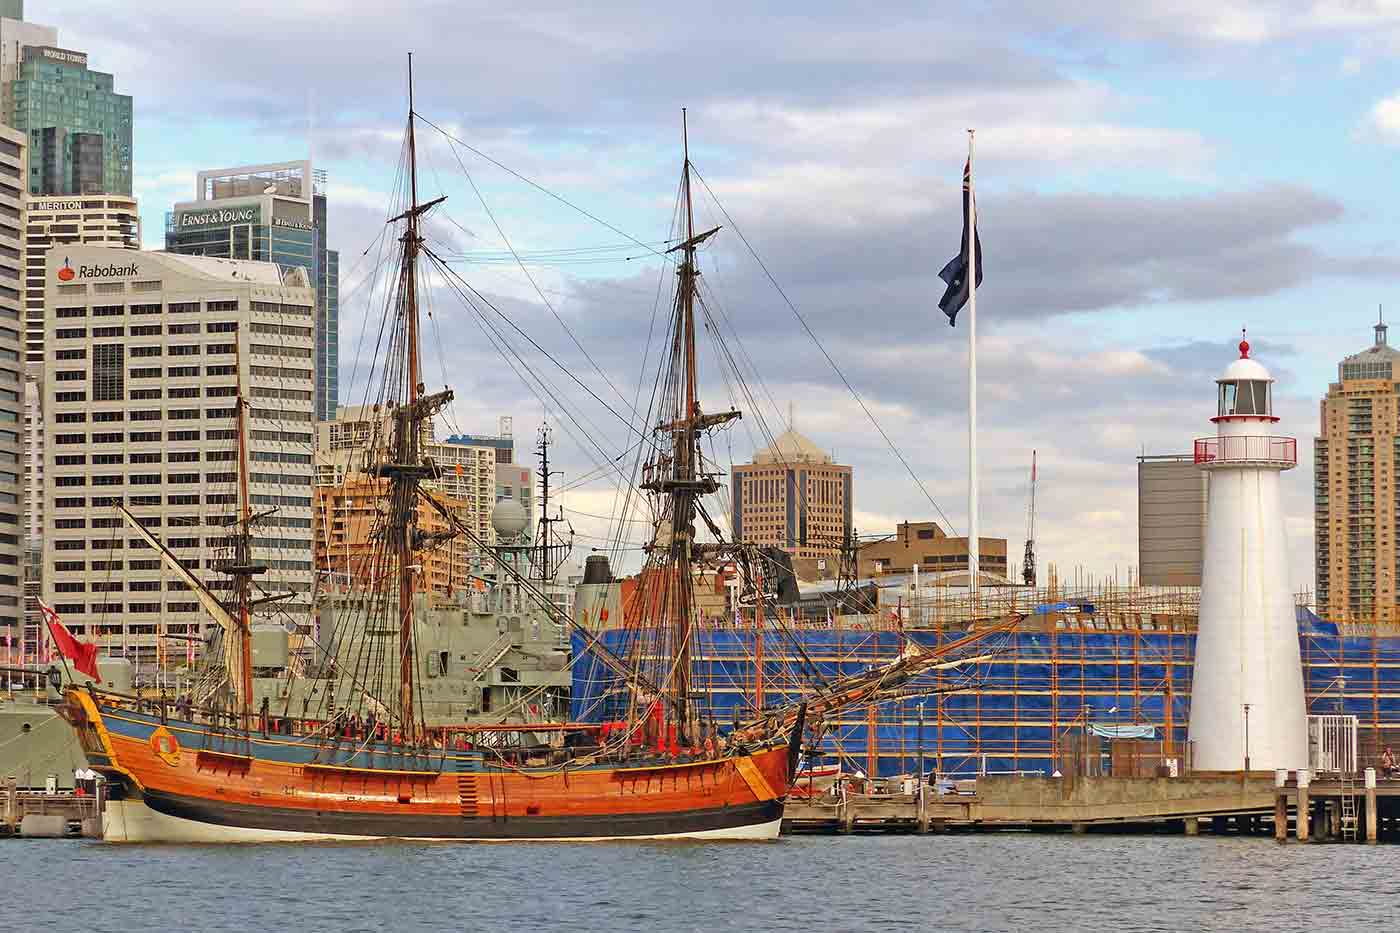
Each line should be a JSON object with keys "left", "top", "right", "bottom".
{"left": 102, "top": 800, "right": 782, "bottom": 844}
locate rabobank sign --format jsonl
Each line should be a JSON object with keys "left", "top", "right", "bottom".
{"left": 176, "top": 207, "right": 259, "bottom": 228}
{"left": 54, "top": 256, "right": 140, "bottom": 281}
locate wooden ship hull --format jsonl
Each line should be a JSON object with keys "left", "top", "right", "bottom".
{"left": 65, "top": 689, "right": 794, "bottom": 843}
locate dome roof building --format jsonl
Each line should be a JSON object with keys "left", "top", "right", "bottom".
{"left": 752, "top": 428, "right": 833, "bottom": 466}
{"left": 731, "top": 413, "right": 853, "bottom": 576}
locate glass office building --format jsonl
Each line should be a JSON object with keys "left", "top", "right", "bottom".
{"left": 10, "top": 45, "right": 131, "bottom": 196}
{"left": 165, "top": 162, "right": 339, "bottom": 421}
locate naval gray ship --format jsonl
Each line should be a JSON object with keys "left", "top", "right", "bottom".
{"left": 1, "top": 501, "right": 571, "bottom": 789}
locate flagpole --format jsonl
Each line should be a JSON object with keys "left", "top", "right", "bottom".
{"left": 966, "top": 129, "right": 979, "bottom": 604}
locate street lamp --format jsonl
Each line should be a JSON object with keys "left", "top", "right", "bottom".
{"left": 1242, "top": 703, "right": 1252, "bottom": 773}
{"left": 1064, "top": 704, "right": 1118, "bottom": 777}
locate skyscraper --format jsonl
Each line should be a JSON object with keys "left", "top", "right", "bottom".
{"left": 730, "top": 425, "right": 852, "bottom": 569}
{"left": 1315, "top": 317, "right": 1400, "bottom": 624}
{"left": 10, "top": 44, "right": 132, "bottom": 195}
{"left": 166, "top": 161, "right": 339, "bottom": 421}
{"left": 0, "top": 125, "right": 25, "bottom": 653}
{"left": 42, "top": 247, "right": 317, "bottom": 662}
{"left": 23, "top": 194, "right": 140, "bottom": 364}
{"left": 0, "top": 3, "right": 56, "bottom": 125}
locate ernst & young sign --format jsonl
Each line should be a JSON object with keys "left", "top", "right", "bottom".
{"left": 175, "top": 206, "right": 260, "bottom": 229}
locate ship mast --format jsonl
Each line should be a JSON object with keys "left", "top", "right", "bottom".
{"left": 379, "top": 53, "right": 452, "bottom": 738}
{"left": 642, "top": 111, "right": 737, "bottom": 739}
{"left": 399, "top": 52, "right": 423, "bottom": 736}
{"left": 234, "top": 335, "right": 254, "bottom": 713}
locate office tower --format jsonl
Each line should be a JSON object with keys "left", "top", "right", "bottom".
{"left": 42, "top": 246, "right": 316, "bottom": 662}
{"left": 10, "top": 44, "right": 132, "bottom": 195}
{"left": 0, "top": 4, "right": 56, "bottom": 126}
{"left": 165, "top": 161, "right": 339, "bottom": 421}
{"left": 730, "top": 424, "right": 852, "bottom": 566}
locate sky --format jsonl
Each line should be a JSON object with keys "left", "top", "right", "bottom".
{"left": 37, "top": 0, "right": 1400, "bottom": 589}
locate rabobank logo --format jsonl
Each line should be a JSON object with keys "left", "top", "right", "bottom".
{"left": 57, "top": 259, "right": 139, "bottom": 281}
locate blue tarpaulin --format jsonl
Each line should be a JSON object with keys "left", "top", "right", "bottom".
{"left": 1297, "top": 606, "right": 1339, "bottom": 636}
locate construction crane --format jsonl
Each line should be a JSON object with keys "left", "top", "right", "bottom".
{"left": 1023, "top": 450, "right": 1037, "bottom": 587}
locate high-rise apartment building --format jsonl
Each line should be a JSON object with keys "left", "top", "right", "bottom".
{"left": 10, "top": 44, "right": 132, "bottom": 196}
{"left": 730, "top": 426, "right": 852, "bottom": 566}
{"left": 314, "top": 409, "right": 531, "bottom": 569}
{"left": 0, "top": 125, "right": 25, "bottom": 651}
{"left": 1315, "top": 318, "right": 1400, "bottom": 624}
{"left": 41, "top": 246, "right": 317, "bottom": 662}
{"left": 23, "top": 194, "right": 139, "bottom": 364}
{"left": 165, "top": 162, "right": 339, "bottom": 421}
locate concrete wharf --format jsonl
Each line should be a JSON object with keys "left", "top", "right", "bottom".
{"left": 1, "top": 778, "right": 101, "bottom": 838}
{"left": 782, "top": 771, "right": 1400, "bottom": 842}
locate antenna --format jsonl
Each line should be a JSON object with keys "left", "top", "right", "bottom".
{"left": 1022, "top": 450, "right": 1037, "bottom": 587}
{"left": 534, "top": 423, "right": 571, "bottom": 582}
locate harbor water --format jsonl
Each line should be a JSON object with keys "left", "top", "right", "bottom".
{"left": 3, "top": 834, "right": 1396, "bottom": 932}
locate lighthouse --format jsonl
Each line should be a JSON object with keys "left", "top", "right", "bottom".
{"left": 1188, "top": 333, "right": 1308, "bottom": 772}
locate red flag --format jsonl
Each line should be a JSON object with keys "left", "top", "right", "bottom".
{"left": 39, "top": 600, "right": 99, "bottom": 681}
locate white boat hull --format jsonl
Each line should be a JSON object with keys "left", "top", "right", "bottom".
{"left": 102, "top": 798, "right": 782, "bottom": 843}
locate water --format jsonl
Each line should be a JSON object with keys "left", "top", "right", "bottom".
{"left": 3, "top": 834, "right": 1396, "bottom": 932}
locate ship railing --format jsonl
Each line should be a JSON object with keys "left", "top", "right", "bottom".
{"left": 76, "top": 684, "right": 611, "bottom": 756}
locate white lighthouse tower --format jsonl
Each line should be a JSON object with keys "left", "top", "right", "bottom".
{"left": 1188, "top": 333, "right": 1308, "bottom": 772}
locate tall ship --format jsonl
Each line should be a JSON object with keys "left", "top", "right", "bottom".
{"left": 56, "top": 68, "right": 806, "bottom": 842}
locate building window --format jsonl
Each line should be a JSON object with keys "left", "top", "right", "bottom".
{"left": 91, "top": 344, "right": 123, "bottom": 401}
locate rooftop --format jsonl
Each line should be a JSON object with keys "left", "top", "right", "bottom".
{"left": 1339, "top": 317, "right": 1400, "bottom": 382}
{"left": 752, "top": 427, "right": 833, "bottom": 466}
{"left": 156, "top": 251, "right": 309, "bottom": 287}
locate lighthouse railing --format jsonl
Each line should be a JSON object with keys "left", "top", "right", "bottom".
{"left": 1192, "top": 436, "right": 1297, "bottom": 467}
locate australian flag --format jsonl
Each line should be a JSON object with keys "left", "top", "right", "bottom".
{"left": 938, "top": 160, "right": 982, "bottom": 326}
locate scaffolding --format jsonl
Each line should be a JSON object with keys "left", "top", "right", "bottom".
{"left": 572, "top": 580, "right": 1400, "bottom": 780}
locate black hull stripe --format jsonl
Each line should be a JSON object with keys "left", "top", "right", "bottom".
{"left": 142, "top": 791, "right": 784, "bottom": 839}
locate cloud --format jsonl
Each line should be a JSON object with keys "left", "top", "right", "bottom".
{"left": 40, "top": 0, "right": 1383, "bottom": 596}
{"left": 1023, "top": 0, "right": 1400, "bottom": 45}
{"left": 1369, "top": 92, "right": 1400, "bottom": 143}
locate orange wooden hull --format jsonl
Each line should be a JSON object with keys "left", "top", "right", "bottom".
{"left": 66, "top": 690, "right": 793, "bottom": 842}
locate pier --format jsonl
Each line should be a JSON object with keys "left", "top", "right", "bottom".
{"left": 1, "top": 777, "right": 102, "bottom": 838}
{"left": 1272, "top": 769, "right": 1400, "bottom": 843}
{"left": 787, "top": 774, "right": 1282, "bottom": 835}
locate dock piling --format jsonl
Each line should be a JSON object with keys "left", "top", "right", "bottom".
{"left": 1296, "top": 769, "right": 1311, "bottom": 843}
{"left": 1365, "top": 768, "right": 1378, "bottom": 844}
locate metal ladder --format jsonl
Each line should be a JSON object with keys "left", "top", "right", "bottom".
{"left": 469, "top": 632, "right": 514, "bottom": 682}
{"left": 1339, "top": 770, "right": 1359, "bottom": 841}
